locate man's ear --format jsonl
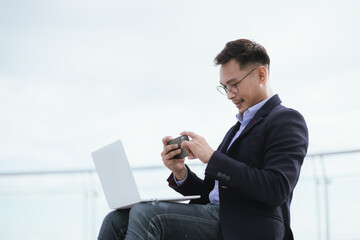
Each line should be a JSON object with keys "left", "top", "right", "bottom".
{"left": 258, "top": 66, "right": 268, "bottom": 84}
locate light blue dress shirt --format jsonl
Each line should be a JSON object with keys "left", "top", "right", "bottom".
{"left": 175, "top": 96, "right": 272, "bottom": 205}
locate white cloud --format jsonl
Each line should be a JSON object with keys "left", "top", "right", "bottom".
{"left": 0, "top": 0, "right": 359, "bottom": 171}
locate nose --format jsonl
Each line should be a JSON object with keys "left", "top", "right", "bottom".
{"left": 226, "top": 90, "right": 236, "bottom": 100}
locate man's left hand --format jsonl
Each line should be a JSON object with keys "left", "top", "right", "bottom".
{"left": 180, "top": 131, "right": 215, "bottom": 164}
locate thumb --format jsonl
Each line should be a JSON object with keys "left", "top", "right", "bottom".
{"left": 181, "top": 141, "right": 196, "bottom": 158}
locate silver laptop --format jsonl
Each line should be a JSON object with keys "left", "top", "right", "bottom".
{"left": 92, "top": 139, "right": 200, "bottom": 209}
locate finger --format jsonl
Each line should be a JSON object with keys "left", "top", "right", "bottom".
{"left": 164, "top": 142, "right": 180, "bottom": 153}
{"left": 164, "top": 148, "right": 182, "bottom": 161}
{"left": 161, "top": 143, "right": 180, "bottom": 159}
{"left": 162, "top": 136, "right": 173, "bottom": 147}
{"left": 181, "top": 142, "right": 195, "bottom": 158}
{"left": 180, "top": 140, "right": 190, "bottom": 149}
{"left": 180, "top": 131, "right": 198, "bottom": 139}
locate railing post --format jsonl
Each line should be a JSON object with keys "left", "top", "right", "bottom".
{"left": 312, "top": 158, "right": 322, "bottom": 240}
{"left": 82, "top": 172, "right": 88, "bottom": 240}
{"left": 89, "top": 172, "right": 98, "bottom": 240}
{"left": 319, "top": 155, "right": 330, "bottom": 240}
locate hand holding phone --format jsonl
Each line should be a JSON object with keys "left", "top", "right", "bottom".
{"left": 167, "top": 135, "right": 190, "bottom": 159}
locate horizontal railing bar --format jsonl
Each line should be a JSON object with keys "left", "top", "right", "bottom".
{"left": 306, "top": 149, "right": 360, "bottom": 158}
{"left": 0, "top": 149, "right": 359, "bottom": 177}
{"left": 0, "top": 169, "right": 95, "bottom": 176}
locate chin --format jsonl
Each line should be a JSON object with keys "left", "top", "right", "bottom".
{"left": 238, "top": 108, "right": 245, "bottom": 114}
{"left": 237, "top": 105, "right": 249, "bottom": 114}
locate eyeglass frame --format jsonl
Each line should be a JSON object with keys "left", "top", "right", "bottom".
{"left": 216, "top": 67, "right": 258, "bottom": 95}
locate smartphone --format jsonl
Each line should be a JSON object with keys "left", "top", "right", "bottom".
{"left": 167, "top": 135, "right": 189, "bottom": 159}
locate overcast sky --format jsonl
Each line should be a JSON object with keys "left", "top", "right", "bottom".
{"left": 0, "top": 0, "right": 359, "bottom": 172}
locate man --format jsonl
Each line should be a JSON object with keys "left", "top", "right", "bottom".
{"left": 98, "top": 39, "right": 308, "bottom": 240}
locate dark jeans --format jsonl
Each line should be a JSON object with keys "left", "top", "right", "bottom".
{"left": 98, "top": 201, "right": 222, "bottom": 240}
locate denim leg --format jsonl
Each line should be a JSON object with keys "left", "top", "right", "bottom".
{"left": 125, "top": 202, "right": 222, "bottom": 240}
{"left": 98, "top": 209, "right": 130, "bottom": 240}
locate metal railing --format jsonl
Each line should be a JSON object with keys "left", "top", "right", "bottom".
{"left": 1, "top": 149, "right": 360, "bottom": 240}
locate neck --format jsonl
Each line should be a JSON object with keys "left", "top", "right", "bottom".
{"left": 263, "top": 85, "right": 274, "bottom": 99}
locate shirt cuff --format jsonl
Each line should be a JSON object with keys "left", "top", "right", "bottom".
{"left": 173, "top": 168, "right": 188, "bottom": 186}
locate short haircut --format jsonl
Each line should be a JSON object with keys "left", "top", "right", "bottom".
{"left": 214, "top": 39, "right": 270, "bottom": 70}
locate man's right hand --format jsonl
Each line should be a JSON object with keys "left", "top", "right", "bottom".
{"left": 161, "top": 136, "right": 187, "bottom": 181}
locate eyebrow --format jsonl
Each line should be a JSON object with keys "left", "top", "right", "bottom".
{"left": 220, "top": 78, "right": 238, "bottom": 86}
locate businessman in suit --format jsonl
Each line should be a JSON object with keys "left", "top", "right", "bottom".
{"left": 98, "top": 39, "right": 308, "bottom": 240}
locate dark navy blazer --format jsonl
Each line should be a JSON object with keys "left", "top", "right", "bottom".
{"left": 168, "top": 94, "right": 309, "bottom": 240}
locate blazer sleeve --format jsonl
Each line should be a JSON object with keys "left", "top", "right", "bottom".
{"left": 167, "top": 165, "right": 212, "bottom": 204}
{"left": 205, "top": 108, "right": 309, "bottom": 207}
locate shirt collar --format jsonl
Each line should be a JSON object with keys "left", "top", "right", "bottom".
{"left": 236, "top": 96, "right": 272, "bottom": 126}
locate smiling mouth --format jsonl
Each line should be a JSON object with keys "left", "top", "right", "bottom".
{"left": 234, "top": 98, "right": 244, "bottom": 107}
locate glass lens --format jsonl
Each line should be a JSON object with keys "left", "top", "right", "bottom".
{"left": 228, "top": 84, "right": 239, "bottom": 94}
{"left": 216, "top": 86, "right": 227, "bottom": 95}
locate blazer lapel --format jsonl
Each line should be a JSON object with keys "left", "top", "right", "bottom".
{"left": 226, "top": 94, "right": 282, "bottom": 152}
{"left": 218, "top": 121, "right": 241, "bottom": 153}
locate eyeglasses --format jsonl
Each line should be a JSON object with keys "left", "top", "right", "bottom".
{"left": 216, "top": 67, "right": 257, "bottom": 95}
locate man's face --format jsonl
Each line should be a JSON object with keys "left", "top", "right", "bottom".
{"left": 219, "top": 59, "right": 265, "bottom": 114}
